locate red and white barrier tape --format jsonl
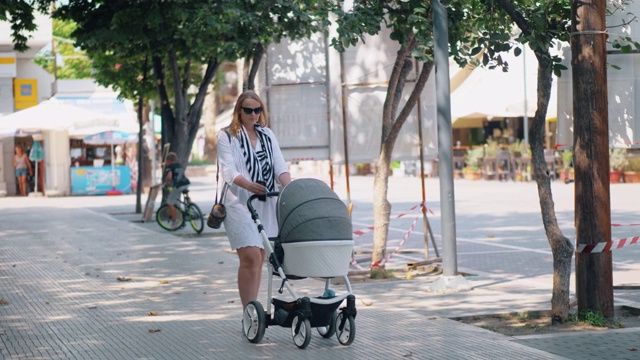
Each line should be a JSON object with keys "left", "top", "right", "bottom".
{"left": 611, "top": 223, "right": 640, "bottom": 227}
{"left": 576, "top": 236, "right": 640, "bottom": 253}
{"left": 349, "top": 202, "right": 433, "bottom": 269}
{"left": 350, "top": 257, "right": 365, "bottom": 270}
{"left": 352, "top": 203, "right": 432, "bottom": 238}
{"left": 371, "top": 215, "right": 420, "bottom": 267}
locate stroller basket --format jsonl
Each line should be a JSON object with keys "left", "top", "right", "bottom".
{"left": 272, "top": 297, "right": 343, "bottom": 328}
{"left": 275, "top": 179, "right": 353, "bottom": 278}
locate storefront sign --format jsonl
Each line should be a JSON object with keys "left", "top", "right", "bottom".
{"left": 14, "top": 78, "right": 38, "bottom": 110}
{"left": 70, "top": 166, "right": 132, "bottom": 195}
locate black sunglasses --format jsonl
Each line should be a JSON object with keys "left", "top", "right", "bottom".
{"left": 241, "top": 106, "right": 263, "bottom": 115}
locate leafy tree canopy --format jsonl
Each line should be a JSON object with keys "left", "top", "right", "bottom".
{"left": 1, "top": 0, "right": 54, "bottom": 52}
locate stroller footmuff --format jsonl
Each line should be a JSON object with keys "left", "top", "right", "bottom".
{"left": 242, "top": 178, "right": 357, "bottom": 349}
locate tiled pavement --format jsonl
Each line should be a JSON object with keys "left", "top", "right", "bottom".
{"left": 1, "top": 175, "right": 639, "bottom": 359}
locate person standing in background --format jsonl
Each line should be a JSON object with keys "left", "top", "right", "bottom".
{"left": 13, "top": 145, "right": 33, "bottom": 196}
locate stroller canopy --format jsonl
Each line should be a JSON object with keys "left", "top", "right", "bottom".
{"left": 277, "top": 179, "right": 352, "bottom": 243}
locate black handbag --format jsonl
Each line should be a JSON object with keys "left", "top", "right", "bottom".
{"left": 207, "top": 131, "right": 230, "bottom": 229}
{"left": 207, "top": 165, "right": 228, "bottom": 229}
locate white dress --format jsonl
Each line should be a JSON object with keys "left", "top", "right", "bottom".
{"left": 217, "top": 127, "right": 289, "bottom": 250}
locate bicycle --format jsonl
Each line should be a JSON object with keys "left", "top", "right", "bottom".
{"left": 156, "top": 188, "right": 204, "bottom": 233}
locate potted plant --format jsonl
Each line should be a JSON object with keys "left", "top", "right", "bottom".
{"left": 623, "top": 156, "right": 640, "bottom": 183}
{"left": 609, "top": 148, "right": 628, "bottom": 183}
{"left": 509, "top": 140, "right": 531, "bottom": 181}
{"left": 463, "top": 147, "right": 484, "bottom": 180}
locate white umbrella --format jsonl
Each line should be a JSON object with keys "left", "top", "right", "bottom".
{"left": 0, "top": 99, "right": 112, "bottom": 132}
{"left": 83, "top": 130, "right": 138, "bottom": 195}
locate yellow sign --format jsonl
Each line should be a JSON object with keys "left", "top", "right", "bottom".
{"left": 14, "top": 78, "right": 38, "bottom": 110}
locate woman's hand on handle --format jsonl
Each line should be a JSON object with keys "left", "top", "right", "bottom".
{"left": 234, "top": 176, "right": 265, "bottom": 195}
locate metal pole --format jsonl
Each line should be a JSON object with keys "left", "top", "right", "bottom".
{"left": 339, "top": 51, "right": 353, "bottom": 215}
{"left": 433, "top": 0, "right": 457, "bottom": 276}
{"left": 523, "top": 48, "right": 529, "bottom": 147}
{"left": 415, "top": 69, "right": 439, "bottom": 259}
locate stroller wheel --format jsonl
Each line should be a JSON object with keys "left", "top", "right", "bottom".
{"left": 336, "top": 312, "right": 355, "bottom": 346}
{"left": 291, "top": 314, "right": 311, "bottom": 349}
{"left": 317, "top": 311, "right": 337, "bottom": 338}
{"left": 243, "top": 301, "right": 266, "bottom": 344}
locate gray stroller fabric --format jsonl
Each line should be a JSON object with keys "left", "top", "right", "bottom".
{"left": 277, "top": 178, "right": 352, "bottom": 243}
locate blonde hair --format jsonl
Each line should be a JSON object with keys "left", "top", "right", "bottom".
{"left": 227, "top": 90, "right": 269, "bottom": 137}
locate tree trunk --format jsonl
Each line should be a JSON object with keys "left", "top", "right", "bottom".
{"left": 530, "top": 58, "right": 574, "bottom": 324}
{"left": 201, "top": 86, "right": 218, "bottom": 163}
{"left": 371, "top": 152, "right": 392, "bottom": 276}
{"left": 369, "top": 37, "right": 433, "bottom": 275}
{"left": 571, "top": 0, "right": 613, "bottom": 318}
{"left": 246, "top": 44, "right": 265, "bottom": 91}
{"left": 155, "top": 51, "right": 220, "bottom": 168}
{"left": 493, "top": 0, "right": 575, "bottom": 325}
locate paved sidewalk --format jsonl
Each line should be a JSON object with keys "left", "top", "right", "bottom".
{"left": 1, "top": 175, "right": 639, "bottom": 359}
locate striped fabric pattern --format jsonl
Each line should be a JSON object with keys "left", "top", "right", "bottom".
{"left": 239, "top": 125, "right": 275, "bottom": 191}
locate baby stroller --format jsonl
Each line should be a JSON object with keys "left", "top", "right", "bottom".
{"left": 242, "top": 178, "right": 357, "bottom": 349}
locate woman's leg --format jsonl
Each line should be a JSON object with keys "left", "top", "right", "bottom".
{"left": 17, "top": 175, "right": 27, "bottom": 196}
{"left": 236, "top": 246, "right": 265, "bottom": 308}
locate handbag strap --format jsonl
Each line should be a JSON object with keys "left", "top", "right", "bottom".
{"left": 215, "top": 130, "right": 232, "bottom": 203}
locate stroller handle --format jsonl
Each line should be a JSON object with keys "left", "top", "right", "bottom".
{"left": 247, "top": 192, "right": 280, "bottom": 220}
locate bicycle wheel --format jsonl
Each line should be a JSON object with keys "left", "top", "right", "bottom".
{"left": 156, "top": 204, "right": 184, "bottom": 231}
{"left": 187, "top": 203, "right": 204, "bottom": 233}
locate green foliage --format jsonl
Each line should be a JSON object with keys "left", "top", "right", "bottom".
{"left": 34, "top": 19, "right": 92, "bottom": 79}
{"left": 484, "top": 138, "right": 499, "bottom": 157}
{"left": 607, "top": 0, "right": 640, "bottom": 54}
{"left": 623, "top": 156, "right": 640, "bottom": 172}
{"left": 561, "top": 150, "right": 573, "bottom": 170}
{"left": 571, "top": 310, "right": 607, "bottom": 327}
{"left": 509, "top": 139, "right": 531, "bottom": 157}
{"left": 464, "top": 147, "right": 485, "bottom": 171}
{"left": 609, "top": 148, "right": 628, "bottom": 171}
{"left": 0, "top": 0, "right": 54, "bottom": 52}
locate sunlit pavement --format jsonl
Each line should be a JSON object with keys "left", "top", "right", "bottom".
{"left": 1, "top": 174, "right": 639, "bottom": 359}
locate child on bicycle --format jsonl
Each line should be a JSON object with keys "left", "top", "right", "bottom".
{"left": 163, "top": 152, "right": 191, "bottom": 228}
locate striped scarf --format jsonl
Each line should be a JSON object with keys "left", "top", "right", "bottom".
{"left": 239, "top": 125, "right": 275, "bottom": 191}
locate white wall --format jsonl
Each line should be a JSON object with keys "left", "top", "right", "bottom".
{"left": 43, "top": 130, "right": 70, "bottom": 196}
{"left": 261, "top": 19, "right": 438, "bottom": 164}
{"left": 556, "top": 1, "right": 640, "bottom": 149}
{"left": 17, "top": 59, "right": 54, "bottom": 103}
{"left": 0, "top": 137, "right": 16, "bottom": 196}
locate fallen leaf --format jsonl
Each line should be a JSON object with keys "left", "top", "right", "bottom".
{"left": 159, "top": 280, "right": 169, "bottom": 285}
{"left": 361, "top": 299, "right": 373, "bottom": 306}
{"left": 88, "top": 306, "right": 97, "bottom": 309}
{"left": 148, "top": 311, "right": 160, "bottom": 316}
{"left": 116, "top": 276, "right": 132, "bottom": 282}
{"left": 487, "top": 234, "right": 496, "bottom": 238}
{"left": 629, "top": 348, "right": 638, "bottom": 352}
{"left": 403, "top": 352, "right": 413, "bottom": 357}
{"left": 148, "top": 329, "right": 161, "bottom": 333}
{"left": 218, "top": 261, "right": 224, "bottom": 264}
{"left": 0, "top": 298, "right": 9, "bottom": 305}
{"left": 12, "top": 264, "right": 16, "bottom": 267}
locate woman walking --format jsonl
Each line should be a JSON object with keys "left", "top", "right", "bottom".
{"left": 13, "top": 145, "right": 32, "bottom": 196}
{"left": 217, "top": 90, "right": 291, "bottom": 311}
